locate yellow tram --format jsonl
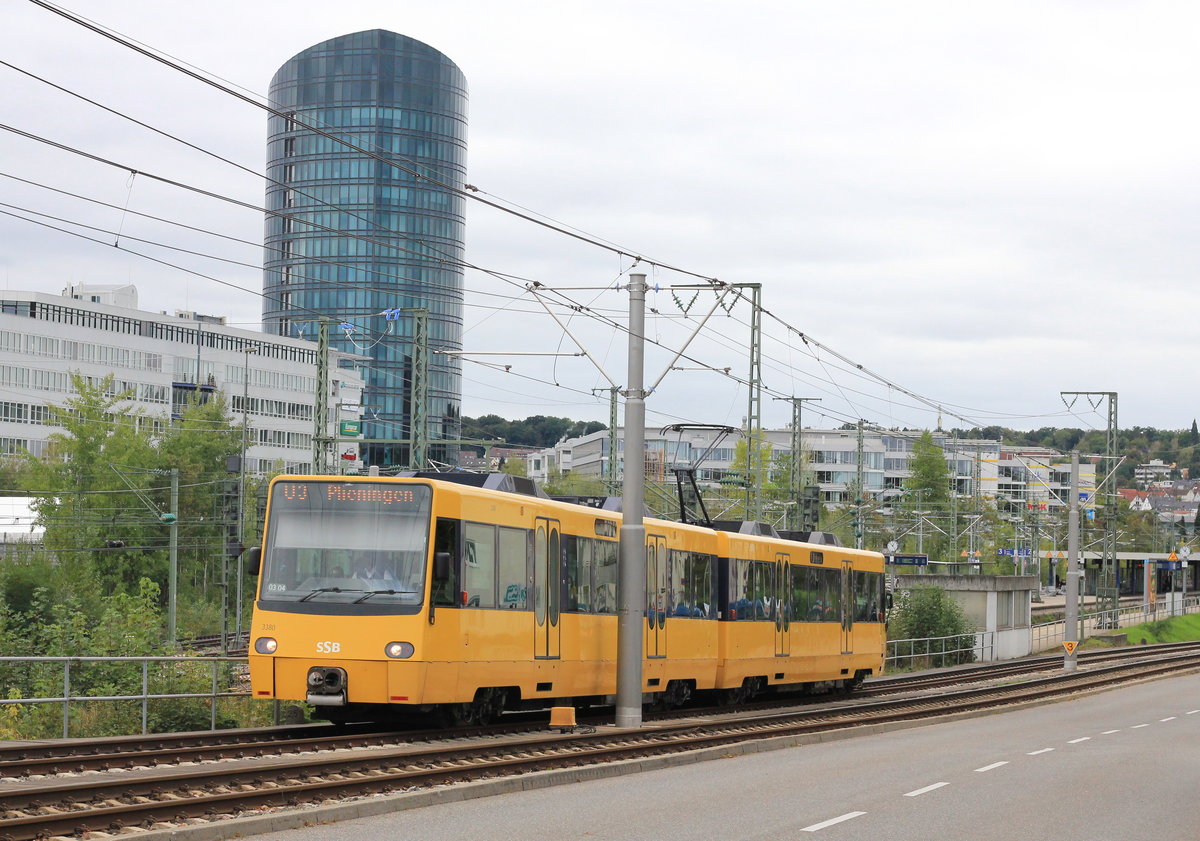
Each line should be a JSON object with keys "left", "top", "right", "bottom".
{"left": 247, "top": 474, "right": 886, "bottom": 724}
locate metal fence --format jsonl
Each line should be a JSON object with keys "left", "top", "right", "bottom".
{"left": 1031, "top": 595, "right": 1200, "bottom": 652}
{"left": 0, "top": 655, "right": 253, "bottom": 738}
{"left": 7, "top": 598, "right": 1200, "bottom": 739}
{"left": 886, "top": 630, "right": 996, "bottom": 671}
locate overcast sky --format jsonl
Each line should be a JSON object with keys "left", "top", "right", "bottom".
{"left": 2, "top": 1, "right": 1197, "bottom": 435}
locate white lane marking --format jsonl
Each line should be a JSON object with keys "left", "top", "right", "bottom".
{"left": 801, "top": 812, "right": 866, "bottom": 832}
{"left": 1187, "top": 710, "right": 1200, "bottom": 715}
{"left": 1028, "top": 748, "right": 1054, "bottom": 755}
{"left": 905, "top": 782, "right": 949, "bottom": 797}
{"left": 1132, "top": 724, "right": 1150, "bottom": 728}
{"left": 1161, "top": 717, "right": 1177, "bottom": 722}
{"left": 1068, "top": 737, "right": 1091, "bottom": 744}
{"left": 975, "top": 761, "right": 1008, "bottom": 773}
{"left": 1102, "top": 730, "right": 1120, "bottom": 734}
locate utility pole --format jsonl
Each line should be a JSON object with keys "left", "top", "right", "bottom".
{"left": 949, "top": 432, "right": 959, "bottom": 561}
{"left": 237, "top": 345, "right": 258, "bottom": 646}
{"left": 313, "top": 317, "right": 331, "bottom": 474}
{"left": 595, "top": 386, "right": 620, "bottom": 493}
{"left": 855, "top": 419, "right": 865, "bottom": 550}
{"left": 406, "top": 308, "right": 429, "bottom": 469}
{"left": 774, "top": 397, "right": 821, "bottom": 530}
{"left": 616, "top": 272, "right": 648, "bottom": 729}
{"left": 743, "top": 284, "right": 763, "bottom": 521}
{"left": 916, "top": 488, "right": 925, "bottom": 555}
{"left": 1030, "top": 503, "right": 1042, "bottom": 602}
{"left": 1065, "top": 451, "right": 1080, "bottom": 671}
{"left": 167, "top": 468, "right": 179, "bottom": 644}
{"left": 1061, "top": 392, "right": 1118, "bottom": 616}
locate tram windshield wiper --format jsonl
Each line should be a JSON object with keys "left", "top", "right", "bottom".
{"left": 299, "top": 587, "right": 363, "bottom": 602}
{"left": 353, "top": 589, "right": 418, "bottom": 603}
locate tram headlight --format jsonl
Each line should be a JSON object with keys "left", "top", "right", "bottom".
{"left": 254, "top": 637, "right": 278, "bottom": 654}
{"left": 384, "top": 641, "right": 414, "bottom": 659}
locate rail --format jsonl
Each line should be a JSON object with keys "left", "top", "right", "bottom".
{"left": 6, "top": 597, "right": 1199, "bottom": 740}
{"left": 0, "top": 655, "right": 256, "bottom": 738}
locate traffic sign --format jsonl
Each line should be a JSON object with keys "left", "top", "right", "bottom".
{"left": 1063, "top": 641, "right": 1078, "bottom": 655}
{"left": 339, "top": 420, "right": 362, "bottom": 437}
{"left": 888, "top": 554, "right": 928, "bottom": 566}
{"left": 1168, "top": 551, "right": 1178, "bottom": 561}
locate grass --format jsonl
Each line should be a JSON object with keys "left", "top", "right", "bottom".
{"left": 1088, "top": 612, "right": 1200, "bottom": 647}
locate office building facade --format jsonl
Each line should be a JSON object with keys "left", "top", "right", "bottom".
{"left": 0, "top": 288, "right": 365, "bottom": 475}
{"left": 263, "top": 30, "right": 467, "bottom": 468}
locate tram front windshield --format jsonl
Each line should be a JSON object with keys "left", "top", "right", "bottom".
{"left": 260, "top": 481, "right": 432, "bottom": 607}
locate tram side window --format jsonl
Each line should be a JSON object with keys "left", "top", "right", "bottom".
{"left": 692, "top": 553, "right": 714, "bottom": 618}
{"left": 730, "top": 560, "right": 774, "bottom": 621}
{"left": 593, "top": 539, "right": 618, "bottom": 614}
{"left": 853, "top": 570, "right": 884, "bottom": 622}
{"left": 791, "top": 565, "right": 812, "bottom": 620}
{"left": 730, "top": 559, "right": 750, "bottom": 620}
{"left": 669, "top": 550, "right": 689, "bottom": 616}
{"left": 497, "top": 526, "right": 529, "bottom": 609}
{"left": 799, "top": 566, "right": 841, "bottom": 622}
{"left": 464, "top": 523, "right": 496, "bottom": 608}
{"left": 819, "top": 567, "right": 842, "bottom": 620}
{"left": 565, "top": 536, "right": 594, "bottom": 612}
{"left": 671, "top": 551, "right": 714, "bottom": 618}
{"left": 753, "top": 561, "right": 776, "bottom": 620}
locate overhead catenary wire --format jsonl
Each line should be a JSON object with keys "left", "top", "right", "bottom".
{"left": 6, "top": 2, "right": 1095, "bottom": 442}
{"left": 26, "top": 0, "right": 721, "bottom": 283}
{"left": 0, "top": 67, "right": 995, "bottom": 434}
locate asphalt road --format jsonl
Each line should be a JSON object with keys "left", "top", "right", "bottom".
{"left": 238, "top": 674, "right": 1200, "bottom": 841}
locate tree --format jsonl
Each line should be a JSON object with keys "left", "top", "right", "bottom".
{"left": 18, "top": 373, "right": 241, "bottom": 636}
{"left": 728, "top": 430, "right": 773, "bottom": 488}
{"left": 500, "top": 456, "right": 527, "bottom": 478}
{"left": 24, "top": 374, "right": 159, "bottom": 609}
{"left": 156, "top": 391, "right": 241, "bottom": 630}
{"left": 541, "top": 470, "right": 607, "bottom": 497}
{"left": 888, "top": 585, "right": 975, "bottom": 667}
{"left": 902, "top": 431, "right": 952, "bottom": 562}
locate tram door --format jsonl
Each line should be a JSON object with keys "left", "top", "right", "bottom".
{"left": 645, "top": 535, "right": 667, "bottom": 658}
{"left": 775, "top": 553, "right": 791, "bottom": 657}
{"left": 534, "top": 518, "right": 561, "bottom": 660}
{"left": 840, "top": 560, "right": 854, "bottom": 654}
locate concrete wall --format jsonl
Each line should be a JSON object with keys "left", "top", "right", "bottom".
{"left": 894, "top": 574, "right": 1038, "bottom": 662}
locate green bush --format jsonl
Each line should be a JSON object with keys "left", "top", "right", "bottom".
{"left": 888, "top": 586, "right": 976, "bottom": 668}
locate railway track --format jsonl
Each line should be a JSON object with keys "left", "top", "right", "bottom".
{"left": 4, "top": 642, "right": 1191, "bottom": 779}
{"left": 3, "top": 645, "right": 1199, "bottom": 841}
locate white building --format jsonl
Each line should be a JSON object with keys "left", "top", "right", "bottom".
{"left": 0, "top": 288, "right": 365, "bottom": 475}
{"left": 558, "top": 426, "right": 1006, "bottom": 503}
{"left": 0, "top": 496, "right": 42, "bottom": 558}
{"left": 998, "top": 446, "right": 1098, "bottom": 512}
{"left": 1135, "top": 459, "right": 1174, "bottom": 486}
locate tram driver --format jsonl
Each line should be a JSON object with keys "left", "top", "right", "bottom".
{"left": 356, "top": 551, "right": 402, "bottom": 587}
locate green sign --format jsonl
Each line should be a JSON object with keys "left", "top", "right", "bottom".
{"left": 339, "top": 420, "right": 362, "bottom": 437}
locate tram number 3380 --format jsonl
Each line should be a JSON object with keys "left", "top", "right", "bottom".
{"left": 316, "top": 641, "right": 342, "bottom": 653}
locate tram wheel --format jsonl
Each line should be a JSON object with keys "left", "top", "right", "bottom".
{"left": 659, "top": 679, "right": 693, "bottom": 710}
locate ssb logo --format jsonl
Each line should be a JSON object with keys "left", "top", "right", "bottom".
{"left": 316, "top": 641, "right": 341, "bottom": 653}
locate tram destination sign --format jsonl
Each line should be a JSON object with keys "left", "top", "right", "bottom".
{"left": 272, "top": 480, "right": 429, "bottom": 510}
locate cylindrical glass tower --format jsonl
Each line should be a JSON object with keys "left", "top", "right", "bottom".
{"left": 263, "top": 30, "right": 465, "bottom": 469}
